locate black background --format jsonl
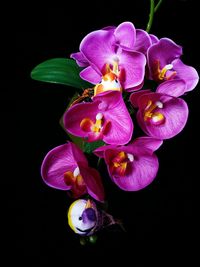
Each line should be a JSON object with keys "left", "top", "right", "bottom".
{"left": 14, "top": 0, "right": 198, "bottom": 265}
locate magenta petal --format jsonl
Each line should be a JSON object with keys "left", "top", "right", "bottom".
{"left": 87, "top": 132, "right": 103, "bottom": 142}
{"left": 125, "top": 81, "right": 144, "bottom": 92}
{"left": 130, "top": 90, "right": 152, "bottom": 108}
{"left": 137, "top": 94, "right": 189, "bottom": 139}
{"left": 93, "top": 90, "right": 122, "bottom": 109}
{"left": 156, "top": 79, "right": 187, "bottom": 97}
{"left": 78, "top": 164, "right": 105, "bottom": 202}
{"left": 102, "top": 26, "right": 116, "bottom": 32}
{"left": 80, "top": 66, "right": 101, "bottom": 84}
{"left": 114, "top": 21, "right": 136, "bottom": 49}
{"left": 64, "top": 91, "right": 133, "bottom": 145}
{"left": 41, "top": 143, "right": 78, "bottom": 190}
{"left": 94, "top": 145, "right": 117, "bottom": 158}
{"left": 105, "top": 149, "right": 159, "bottom": 191}
{"left": 63, "top": 101, "right": 98, "bottom": 138}
{"left": 132, "top": 136, "right": 163, "bottom": 153}
{"left": 148, "top": 38, "right": 182, "bottom": 78}
{"left": 80, "top": 30, "right": 116, "bottom": 72}
{"left": 134, "top": 29, "right": 152, "bottom": 54}
{"left": 70, "top": 52, "right": 89, "bottom": 67}
{"left": 172, "top": 59, "right": 199, "bottom": 92}
{"left": 119, "top": 50, "right": 146, "bottom": 89}
{"left": 94, "top": 91, "right": 133, "bottom": 145}
{"left": 70, "top": 142, "right": 88, "bottom": 166}
{"left": 149, "top": 34, "right": 159, "bottom": 44}
{"left": 98, "top": 138, "right": 160, "bottom": 191}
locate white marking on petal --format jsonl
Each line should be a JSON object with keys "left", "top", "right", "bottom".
{"left": 127, "top": 153, "right": 134, "bottom": 162}
{"left": 155, "top": 101, "right": 163, "bottom": 109}
{"left": 165, "top": 64, "right": 173, "bottom": 70}
{"left": 152, "top": 116, "right": 160, "bottom": 123}
{"left": 73, "top": 167, "right": 80, "bottom": 177}
{"left": 96, "top": 113, "right": 103, "bottom": 120}
{"left": 112, "top": 56, "right": 119, "bottom": 63}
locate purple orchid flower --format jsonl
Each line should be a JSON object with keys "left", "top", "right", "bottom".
{"left": 94, "top": 137, "right": 162, "bottom": 191}
{"left": 72, "top": 24, "right": 151, "bottom": 65}
{"left": 130, "top": 80, "right": 189, "bottom": 139}
{"left": 41, "top": 142, "right": 105, "bottom": 202}
{"left": 71, "top": 22, "right": 147, "bottom": 91}
{"left": 63, "top": 91, "right": 133, "bottom": 145}
{"left": 147, "top": 38, "right": 199, "bottom": 92}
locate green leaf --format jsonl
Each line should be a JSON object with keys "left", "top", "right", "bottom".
{"left": 68, "top": 133, "right": 84, "bottom": 150}
{"left": 31, "top": 58, "right": 92, "bottom": 89}
{"left": 83, "top": 140, "right": 105, "bottom": 154}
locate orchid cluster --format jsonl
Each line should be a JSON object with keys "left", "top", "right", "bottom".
{"left": 31, "top": 18, "right": 198, "bottom": 239}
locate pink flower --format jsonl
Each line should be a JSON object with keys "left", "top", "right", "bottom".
{"left": 71, "top": 22, "right": 147, "bottom": 91}
{"left": 130, "top": 80, "right": 189, "bottom": 139}
{"left": 94, "top": 137, "right": 162, "bottom": 191}
{"left": 147, "top": 38, "right": 199, "bottom": 92}
{"left": 63, "top": 91, "right": 133, "bottom": 145}
{"left": 41, "top": 142, "right": 105, "bottom": 202}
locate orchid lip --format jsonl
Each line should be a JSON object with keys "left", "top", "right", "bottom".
{"left": 111, "top": 151, "right": 135, "bottom": 176}
{"left": 94, "top": 61, "right": 122, "bottom": 96}
{"left": 143, "top": 99, "right": 165, "bottom": 126}
{"left": 153, "top": 60, "right": 177, "bottom": 81}
{"left": 80, "top": 113, "right": 104, "bottom": 133}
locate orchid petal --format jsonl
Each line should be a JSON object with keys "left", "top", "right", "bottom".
{"left": 41, "top": 143, "right": 78, "bottom": 190}
{"left": 94, "top": 145, "right": 117, "bottom": 158}
{"left": 156, "top": 79, "right": 187, "bottom": 97}
{"left": 137, "top": 93, "right": 189, "bottom": 139}
{"left": 134, "top": 29, "right": 152, "bottom": 54}
{"left": 148, "top": 38, "right": 182, "bottom": 79}
{"left": 125, "top": 80, "right": 144, "bottom": 92}
{"left": 130, "top": 89, "right": 152, "bottom": 108}
{"left": 70, "top": 52, "right": 89, "bottom": 67}
{"left": 63, "top": 101, "right": 99, "bottom": 138}
{"left": 114, "top": 21, "right": 136, "bottom": 49}
{"left": 78, "top": 164, "right": 105, "bottom": 202}
{"left": 94, "top": 91, "right": 133, "bottom": 145}
{"left": 149, "top": 34, "right": 159, "bottom": 44}
{"left": 111, "top": 153, "right": 159, "bottom": 191}
{"left": 103, "top": 146, "right": 159, "bottom": 191}
{"left": 132, "top": 136, "right": 163, "bottom": 153}
{"left": 172, "top": 58, "right": 199, "bottom": 92}
{"left": 80, "top": 30, "right": 116, "bottom": 72}
{"left": 80, "top": 66, "right": 101, "bottom": 84}
{"left": 119, "top": 50, "right": 146, "bottom": 89}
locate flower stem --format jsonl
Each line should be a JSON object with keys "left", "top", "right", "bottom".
{"left": 146, "top": 0, "right": 163, "bottom": 33}
{"left": 97, "top": 157, "right": 102, "bottom": 168}
{"left": 146, "top": 0, "right": 155, "bottom": 33}
{"left": 154, "top": 0, "right": 163, "bottom": 13}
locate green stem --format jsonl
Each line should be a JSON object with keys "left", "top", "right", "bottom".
{"left": 154, "top": 0, "right": 163, "bottom": 13}
{"left": 146, "top": 0, "right": 155, "bottom": 33}
{"left": 97, "top": 157, "right": 102, "bottom": 168}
